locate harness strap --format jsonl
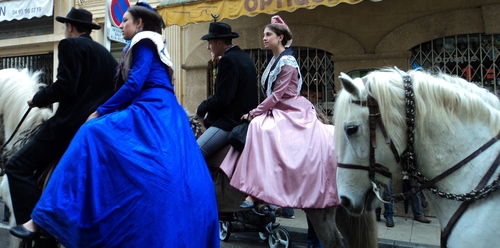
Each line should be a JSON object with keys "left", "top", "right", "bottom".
{"left": 394, "top": 132, "right": 500, "bottom": 202}
{"left": 440, "top": 150, "right": 500, "bottom": 247}
{"left": 0, "top": 108, "right": 32, "bottom": 176}
{"left": 338, "top": 163, "right": 392, "bottom": 179}
{"left": 348, "top": 96, "right": 398, "bottom": 180}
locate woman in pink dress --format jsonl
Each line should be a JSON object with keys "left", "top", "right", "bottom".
{"left": 220, "top": 15, "right": 339, "bottom": 209}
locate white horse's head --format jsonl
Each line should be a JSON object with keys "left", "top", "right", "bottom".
{"left": 334, "top": 71, "right": 406, "bottom": 214}
{"left": 334, "top": 68, "right": 500, "bottom": 216}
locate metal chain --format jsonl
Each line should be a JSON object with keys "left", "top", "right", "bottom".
{"left": 411, "top": 169, "right": 500, "bottom": 202}
{"left": 400, "top": 72, "right": 500, "bottom": 202}
{"left": 401, "top": 74, "right": 416, "bottom": 173}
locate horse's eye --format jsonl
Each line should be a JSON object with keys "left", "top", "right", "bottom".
{"left": 345, "top": 125, "right": 358, "bottom": 135}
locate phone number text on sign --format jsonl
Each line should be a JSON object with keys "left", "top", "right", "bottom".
{"left": 12, "top": 7, "right": 42, "bottom": 16}
{"left": 0, "top": 0, "right": 53, "bottom": 22}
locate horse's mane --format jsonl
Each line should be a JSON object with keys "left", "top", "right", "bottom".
{"left": 434, "top": 72, "right": 500, "bottom": 109}
{"left": 335, "top": 68, "right": 500, "bottom": 152}
{"left": 0, "top": 68, "right": 54, "bottom": 153}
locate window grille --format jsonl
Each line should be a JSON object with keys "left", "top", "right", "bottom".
{"left": 1, "top": 53, "right": 54, "bottom": 85}
{"left": 410, "top": 34, "right": 500, "bottom": 97}
{"left": 207, "top": 47, "right": 335, "bottom": 119}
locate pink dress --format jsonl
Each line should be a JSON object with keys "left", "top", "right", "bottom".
{"left": 220, "top": 61, "right": 339, "bottom": 209}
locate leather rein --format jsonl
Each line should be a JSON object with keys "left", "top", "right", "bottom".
{"left": 0, "top": 108, "right": 32, "bottom": 176}
{"left": 337, "top": 73, "right": 500, "bottom": 247}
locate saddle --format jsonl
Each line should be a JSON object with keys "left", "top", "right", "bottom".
{"left": 205, "top": 145, "right": 231, "bottom": 186}
{"left": 205, "top": 145, "right": 231, "bottom": 169}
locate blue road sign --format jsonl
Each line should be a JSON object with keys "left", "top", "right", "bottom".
{"left": 110, "top": 0, "right": 130, "bottom": 27}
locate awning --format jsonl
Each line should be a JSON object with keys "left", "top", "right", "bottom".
{"left": 157, "top": 0, "right": 363, "bottom": 27}
{"left": 0, "top": 0, "right": 53, "bottom": 22}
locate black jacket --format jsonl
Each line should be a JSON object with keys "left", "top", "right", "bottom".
{"left": 32, "top": 34, "right": 117, "bottom": 142}
{"left": 197, "top": 46, "right": 258, "bottom": 131}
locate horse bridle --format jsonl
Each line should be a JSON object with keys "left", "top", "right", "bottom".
{"left": 337, "top": 72, "right": 500, "bottom": 247}
{"left": 337, "top": 76, "right": 405, "bottom": 199}
{"left": 337, "top": 95, "right": 399, "bottom": 192}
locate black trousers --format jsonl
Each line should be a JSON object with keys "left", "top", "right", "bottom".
{"left": 5, "top": 138, "right": 69, "bottom": 224}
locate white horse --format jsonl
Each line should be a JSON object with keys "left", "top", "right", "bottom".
{"left": 0, "top": 68, "right": 55, "bottom": 248}
{"left": 334, "top": 68, "right": 500, "bottom": 247}
{"left": 190, "top": 115, "right": 378, "bottom": 248}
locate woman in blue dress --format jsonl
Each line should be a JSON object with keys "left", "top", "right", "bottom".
{"left": 10, "top": 3, "right": 219, "bottom": 247}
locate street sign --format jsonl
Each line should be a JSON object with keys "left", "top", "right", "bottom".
{"left": 108, "top": 26, "right": 127, "bottom": 44}
{"left": 109, "top": 0, "right": 130, "bottom": 27}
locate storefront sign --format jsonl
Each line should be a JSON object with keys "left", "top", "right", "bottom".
{"left": 157, "top": 0, "right": 363, "bottom": 26}
{"left": 0, "top": 0, "right": 53, "bottom": 22}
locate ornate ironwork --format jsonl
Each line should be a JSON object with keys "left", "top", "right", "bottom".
{"left": 206, "top": 47, "right": 335, "bottom": 121}
{"left": 410, "top": 34, "right": 500, "bottom": 98}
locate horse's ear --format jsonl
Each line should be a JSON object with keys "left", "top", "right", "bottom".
{"left": 339, "top": 72, "right": 360, "bottom": 98}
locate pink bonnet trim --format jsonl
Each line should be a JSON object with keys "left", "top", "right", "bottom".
{"left": 271, "top": 15, "right": 288, "bottom": 28}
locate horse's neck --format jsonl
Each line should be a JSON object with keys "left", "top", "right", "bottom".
{"left": 3, "top": 107, "right": 53, "bottom": 147}
{"left": 415, "top": 121, "right": 500, "bottom": 225}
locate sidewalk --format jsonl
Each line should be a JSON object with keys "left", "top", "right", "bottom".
{"left": 276, "top": 209, "right": 440, "bottom": 248}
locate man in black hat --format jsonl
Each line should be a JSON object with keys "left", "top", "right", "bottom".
{"left": 196, "top": 22, "right": 258, "bottom": 158}
{"left": 6, "top": 7, "right": 117, "bottom": 228}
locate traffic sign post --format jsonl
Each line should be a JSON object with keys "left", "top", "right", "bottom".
{"left": 105, "top": 0, "right": 130, "bottom": 47}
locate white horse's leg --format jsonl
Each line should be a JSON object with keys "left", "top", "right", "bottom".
{"left": 307, "top": 205, "right": 378, "bottom": 248}
{"left": 0, "top": 176, "right": 20, "bottom": 248}
{"left": 305, "top": 207, "right": 347, "bottom": 248}
{"left": 0, "top": 175, "right": 15, "bottom": 226}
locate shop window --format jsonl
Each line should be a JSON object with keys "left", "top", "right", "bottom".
{"left": 207, "top": 47, "right": 336, "bottom": 118}
{"left": 410, "top": 34, "right": 500, "bottom": 97}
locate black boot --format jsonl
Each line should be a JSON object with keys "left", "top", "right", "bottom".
{"left": 386, "top": 217, "right": 395, "bottom": 227}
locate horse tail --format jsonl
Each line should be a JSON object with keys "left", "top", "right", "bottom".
{"left": 336, "top": 206, "right": 378, "bottom": 248}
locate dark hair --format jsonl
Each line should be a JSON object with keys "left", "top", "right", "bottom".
{"left": 127, "top": 5, "right": 165, "bottom": 34}
{"left": 67, "top": 23, "right": 92, "bottom": 34}
{"left": 220, "top": 38, "right": 232, "bottom": 45}
{"left": 265, "top": 23, "right": 292, "bottom": 47}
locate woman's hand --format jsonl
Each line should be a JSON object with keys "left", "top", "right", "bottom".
{"left": 86, "top": 111, "right": 100, "bottom": 122}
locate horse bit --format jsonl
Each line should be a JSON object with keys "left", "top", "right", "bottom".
{"left": 337, "top": 70, "right": 500, "bottom": 247}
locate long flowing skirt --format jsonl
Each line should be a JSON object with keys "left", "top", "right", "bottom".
{"left": 32, "top": 87, "right": 219, "bottom": 248}
{"left": 220, "top": 96, "right": 339, "bottom": 209}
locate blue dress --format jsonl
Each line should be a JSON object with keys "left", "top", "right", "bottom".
{"left": 31, "top": 35, "right": 220, "bottom": 248}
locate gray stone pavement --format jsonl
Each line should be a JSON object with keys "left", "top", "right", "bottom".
{"left": 0, "top": 199, "right": 440, "bottom": 247}
{"left": 277, "top": 209, "right": 440, "bottom": 248}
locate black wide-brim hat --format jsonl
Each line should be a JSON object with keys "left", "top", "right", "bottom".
{"left": 201, "top": 22, "right": 239, "bottom": 40}
{"left": 56, "top": 7, "right": 101, "bottom": 30}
